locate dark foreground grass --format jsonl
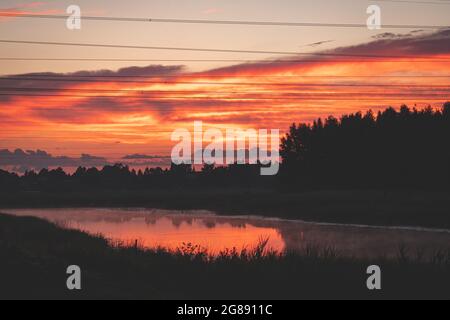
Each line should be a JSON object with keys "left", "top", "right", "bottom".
{"left": 0, "top": 213, "right": 449, "bottom": 300}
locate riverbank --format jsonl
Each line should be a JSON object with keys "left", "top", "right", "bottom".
{"left": 1, "top": 188, "right": 449, "bottom": 229}
{"left": 0, "top": 213, "right": 449, "bottom": 299}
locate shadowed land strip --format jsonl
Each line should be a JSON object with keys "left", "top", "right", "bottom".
{"left": 0, "top": 213, "right": 448, "bottom": 300}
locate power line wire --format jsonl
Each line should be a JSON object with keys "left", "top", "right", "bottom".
{"left": 1, "top": 39, "right": 450, "bottom": 60}
{"left": 1, "top": 87, "right": 447, "bottom": 96}
{"left": 0, "top": 13, "right": 448, "bottom": 29}
{"left": 0, "top": 93, "right": 445, "bottom": 101}
{"left": 374, "top": 0, "right": 450, "bottom": 5}
{"left": 2, "top": 74, "right": 449, "bottom": 79}
{"left": 1, "top": 58, "right": 449, "bottom": 63}
{"left": 1, "top": 77, "right": 448, "bottom": 87}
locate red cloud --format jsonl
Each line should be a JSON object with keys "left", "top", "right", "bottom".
{"left": 0, "top": 29, "right": 449, "bottom": 155}
{"left": 0, "top": 2, "right": 62, "bottom": 21}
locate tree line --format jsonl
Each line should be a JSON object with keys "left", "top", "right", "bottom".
{"left": 281, "top": 103, "right": 450, "bottom": 189}
{"left": 1, "top": 103, "right": 449, "bottom": 192}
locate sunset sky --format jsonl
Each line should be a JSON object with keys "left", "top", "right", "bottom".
{"left": 0, "top": 0, "right": 449, "bottom": 170}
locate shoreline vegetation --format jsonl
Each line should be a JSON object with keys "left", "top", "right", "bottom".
{"left": 0, "top": 213, "right": 449, "bottom": 300}
{"left": 1, "top": 189, "right": 449, "bottom": 229}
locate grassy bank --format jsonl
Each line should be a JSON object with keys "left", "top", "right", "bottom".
{"left": 0, "top": 213, "right": 449, "bottom": 300}
{"left": 1, "top": 188, "right": 449, "bottom": 229}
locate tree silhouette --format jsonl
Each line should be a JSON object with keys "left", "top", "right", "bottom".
{"left": 280, "top": 103, "right": 450, "bottom": 189}
{"left": 0, "top": 103, "right": 449, "bottom": 192}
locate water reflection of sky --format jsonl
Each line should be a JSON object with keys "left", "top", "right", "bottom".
{"left": 5, "top": 208, "right": 450, "bottom": 259}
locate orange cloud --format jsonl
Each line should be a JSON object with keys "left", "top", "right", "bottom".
{"left": 1, "top": 29, "right": 449, "bottom": 160}
{"left": 0, "top": 2, "right": 62, "bottom": 22}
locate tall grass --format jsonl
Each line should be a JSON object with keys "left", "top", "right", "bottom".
{"left": 1, "top": 213, "right": 449, "bottom": 300}
{"left": 106, "top": 233, "right": 450, "bottom": 267}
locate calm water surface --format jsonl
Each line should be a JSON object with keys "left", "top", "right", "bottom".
{"left": 5, "top": 208, "right": 450, "bottom": 258}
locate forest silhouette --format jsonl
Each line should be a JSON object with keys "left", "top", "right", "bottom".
{"left": 281, "top": 102, "right": 450, "bottom": 189}
{"left": 0, "top": 103, "right": 449, "bottom": 192}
